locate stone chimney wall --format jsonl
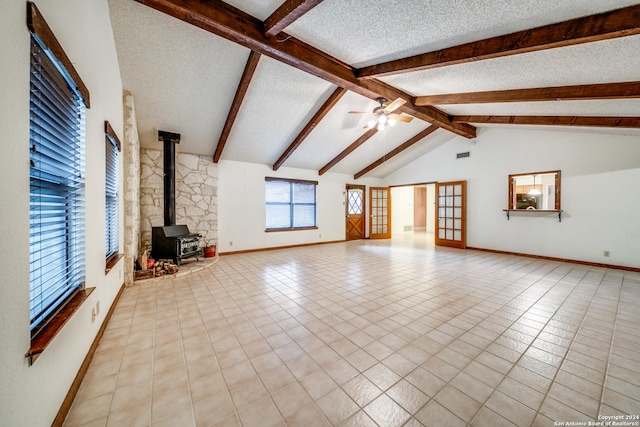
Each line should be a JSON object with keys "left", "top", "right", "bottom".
{"left": 140, "top": 148, "right": 218, "bottom": 253}
{"left": 123, "top": 91, "right": 140, "bottom": 286}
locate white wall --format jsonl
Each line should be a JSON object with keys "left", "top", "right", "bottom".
{"left": 384, "top": 127, "right": 640, "bottom": 268}
{"left": 218, "top": 160, "right": 382, "bottom": 252}
{"left": 0, "top": 1, "right": 124, "bottom": 426}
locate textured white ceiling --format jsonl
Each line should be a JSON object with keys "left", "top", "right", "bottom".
{"left": 108, "top": 0, "right": 640, "bottom": 178}
{"left": 285, "top": 0, "right": 640, "bottom": 67}
{"left": 382, "top": 35, "right": 640, "bottom": 96}
{"left": 221, "top": 56, "right": 335, "bottom": 165}
{"left": 109, "top": 0, "right": 250, "bottom": 155}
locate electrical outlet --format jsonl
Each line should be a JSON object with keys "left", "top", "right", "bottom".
{"left": 119, "top": 268, "right": 122, "bottom": 279}
{"left": 91, "top": 307, "right": 96, "bottom": 323}
{"left": 603, "top": 250, "right": 611, "bottom": 258}
{"left": 229, "top": 241, "right": 233, "bottom": 246}
{"left": 319, "top": 233, "right": 322, "bottom": 239}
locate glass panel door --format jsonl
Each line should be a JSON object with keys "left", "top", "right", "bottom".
{"left": 435, "top": 181, "right": 466, "bottom": 248}
{"left": 369, "top": 187, "right": 391, "bottom": 239}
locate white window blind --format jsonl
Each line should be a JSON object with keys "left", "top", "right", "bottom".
{"left": 266, "top": 178, "right": 317, "bottom": 230}
{"left": 29, "top": 36, "right": 86, "bottom": 332}
{"left": 105, "top": 130, "right": 119, "bottom": 260}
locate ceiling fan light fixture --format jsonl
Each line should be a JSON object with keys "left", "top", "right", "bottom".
{"left": 351, "top": 97, "right": 411, "bottom": 131}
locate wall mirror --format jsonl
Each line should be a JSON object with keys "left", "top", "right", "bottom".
{"left": 508, "top": 170, "right": 561, "bottom": 211}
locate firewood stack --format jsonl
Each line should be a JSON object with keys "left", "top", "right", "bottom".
{"left": 152, "top": 260, "right": 179, "bottom": 276}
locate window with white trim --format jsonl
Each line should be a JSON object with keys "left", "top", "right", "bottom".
{"left": 265, "top": 177, "right": 317, "bottom": 230}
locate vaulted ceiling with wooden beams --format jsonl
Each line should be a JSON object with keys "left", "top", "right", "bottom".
{"left": 108, "top": 0, "right": 640, "bottom": 178}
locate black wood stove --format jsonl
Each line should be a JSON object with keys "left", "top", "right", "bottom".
{"left": 151, "top": 131, "right": 202, "bottom": 265}
{"left": 152, "top": 225, "right": 201, "bottom": 266}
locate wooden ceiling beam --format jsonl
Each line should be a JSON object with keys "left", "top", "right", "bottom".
{"left": 357, "top": 4, "right": 640, "bottom": 79}
{"left": 273, "top": 86, "right": 346, "bottom": 171}
{"left": 415, "top": 81, "right": 640, "bottom": 105}
{"left": 354, "top": 125, "right": 439, "bottom": 179}
{"left": 264, "top": 0, "right": 325, "bottom": 37}
{"left": 452, "top": 115, "right": 640, "bottom": 128}
{"left": 319, "top": 128, "right": 378, "bottom": 175}
{"left": 213, "top": 51, "right": 261, "bottom": 163}
{"left": 135, "top": 0, "right": 476, "bottom": 139}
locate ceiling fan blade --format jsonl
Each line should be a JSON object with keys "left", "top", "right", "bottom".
{"left": 389, "top": 113, "right": 413, "bottom": 122}
{"left": 384, "top": 98, "right": 406, "bottom": 113}
{"left": 348, "top": 111, "right": 370, "bottom": 114}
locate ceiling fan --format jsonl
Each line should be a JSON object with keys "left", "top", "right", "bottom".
{"left": 349, "top": 97, "right": 414, "bottom": 131}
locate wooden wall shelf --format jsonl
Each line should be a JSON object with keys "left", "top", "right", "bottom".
{"left": 503, "top": 209, "right": 563, "bottom": 222}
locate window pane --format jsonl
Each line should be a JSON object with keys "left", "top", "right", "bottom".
{"left": 266, "top": 204, "right": 291, "bottom": 229}
{"left": 293, "top": 205, "right": 315, "bottom": 227}
{"left": 266, "top": 181, "right": 290, "bottom": 203}
{"left": 293, "top": 182, "right": 315, "bottom": 203}
{"left": 347, "top": 189, "right": 363, "bottom": 215}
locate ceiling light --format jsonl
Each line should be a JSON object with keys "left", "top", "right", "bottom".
{"left": 370, "top": 111, "right": 392, "bottom": 131}
{"left": 352, "top": 97, "right": 412, "bottom": 131}
{"left": 528, "top": 175, "right": 542, "bottom": 196}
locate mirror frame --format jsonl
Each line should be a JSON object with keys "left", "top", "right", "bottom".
{"left": 508, "top": 170, "right": 561, "bottom": 211}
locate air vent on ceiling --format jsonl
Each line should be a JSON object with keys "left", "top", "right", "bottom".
{"left": 457, "top": 151, "right": 470, "bottom": 159}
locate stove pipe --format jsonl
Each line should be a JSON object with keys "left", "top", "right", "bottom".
{"left": 158, "top": 130, "right": 180, "bottom": 226}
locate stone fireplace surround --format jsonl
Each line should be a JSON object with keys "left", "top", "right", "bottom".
{"left": 139, "top": 148, "right": 218, "bottom": 262}
{"left": 123, "top": 92, "right": 218, "bottom": 285}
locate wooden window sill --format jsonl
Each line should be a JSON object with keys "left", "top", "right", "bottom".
{"left": 26, "top": 287, "right": 95, "bottom": 365}
{"left": 105, "top": 253, "right": 123, "bottom": 275}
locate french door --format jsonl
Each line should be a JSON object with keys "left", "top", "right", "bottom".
{"left": 346, "top": 184, "right": 365, "bottom": 240}
{"left": 435, "top": 181, "right": 466, "bottom": 248}
{"left": 370, "top": 187, "right": 391, "bottom": 239}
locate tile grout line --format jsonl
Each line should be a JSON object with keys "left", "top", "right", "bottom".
{"left": 595, "top": 275, "right": 625, "bottom": 416}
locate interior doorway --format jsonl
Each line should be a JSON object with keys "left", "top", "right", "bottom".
{"left": 390, "top": 183, "right": 436, "bottom": 236}
{"left": 413, "top": 186, "right": 427, "bottom": 231}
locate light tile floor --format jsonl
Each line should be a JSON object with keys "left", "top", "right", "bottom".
{"left": 64, "top": 233, "right": 640, "bottom": 426}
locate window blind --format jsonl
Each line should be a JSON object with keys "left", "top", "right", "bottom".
{"left": 105, "top": 136, "right": 119, "bottom": 260}
{"left": 29, "top": 36, "right": 85, "bottom": 332}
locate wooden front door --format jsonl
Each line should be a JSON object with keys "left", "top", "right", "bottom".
{"left": 346, "top": 185, "right": 365, "bottom": 240}
{"left": 370, "top": 187, "right": 391, "bottom": 239}
{"left": 435, "top": 181, "right": 466, "bottom": 248}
